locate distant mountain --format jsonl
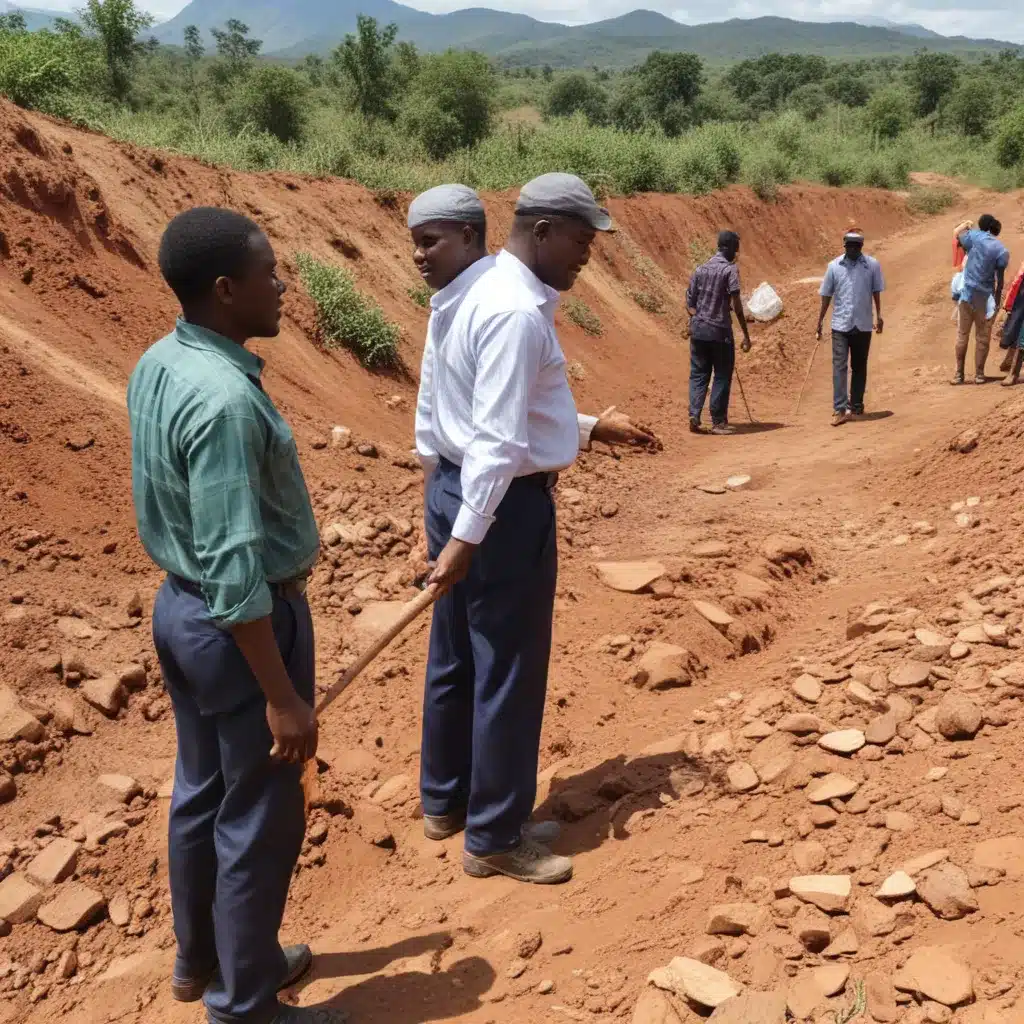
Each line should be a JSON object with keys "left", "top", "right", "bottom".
{"left": 145, "top": 1, "right": 1021, "bottom": 67}
{"left": 0, "top": 1, "right": 63, "bottom": 31}
{"left": 849, "top": 16, "right": 942, "bottom": 40}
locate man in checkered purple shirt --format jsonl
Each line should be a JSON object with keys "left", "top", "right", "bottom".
{"left": 686, "top": 231, "right": 752, "bottom": 436}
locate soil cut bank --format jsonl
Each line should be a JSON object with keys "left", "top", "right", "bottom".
{"left": 3, "top": 93, "right": 1024, "bottom": 1024}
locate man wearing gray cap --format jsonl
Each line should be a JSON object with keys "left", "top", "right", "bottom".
{"left": 408, "top": 184, "right": 496, "bottom": 478}
{"left": 417, "top": 171, "right": 657, "bottom": 885}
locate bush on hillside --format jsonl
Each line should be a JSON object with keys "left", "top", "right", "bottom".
{"left": 401, "top": 50, "right": 495, "bottom": 159}
{"left": 0, "top": 27, "right": 101, "bottom": 112}
{"left": 225, "top": 63, "right": 309, "bottom": 143}
{"left": 907, "top": 186, "right": 958, "bottom": 214}
{"left": 942, "top": 77, "right": 996, "bottom": 138}
{"left": 545, "top": 72, "right": 608, "bottom": 126}
{"left": 788, "top": 83, "right": 829, "bottom": 122}
{"left": 865, "top": 87, "right": 914, "bottom": 140}
{"left": 609, "top": 135, "right": 669, "bottom": 194}
{"left": 744, "top": 148, "right": 791, "bottom": 201}
{"left": 994, "top": 105, "right": 1024, "bottom": 169}
{"left": 296, "top": 252, "right": 400, "bottom": 368}
{"left": 563, "top": 297, "right": 602, "bottom": 336}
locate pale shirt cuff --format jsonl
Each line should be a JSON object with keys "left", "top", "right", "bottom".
{"left": 578, "top": 413, "right": 599, "bottom": 451}
{"left": 417, "top": 450, "right": 439, "bottom": 475}
{"left": 452, "top": 503, "right": 493, "bottom": 545}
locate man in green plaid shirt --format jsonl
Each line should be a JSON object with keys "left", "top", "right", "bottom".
{"left": 127, "top": 208, "right": 343, "bottom": 1024}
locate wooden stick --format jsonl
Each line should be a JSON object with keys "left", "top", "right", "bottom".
{"left": 793, "top": 340, "right": 821, "bottom": 416}
{"left": 734, "top": 367, "right": 756, "bottom": 423}
{"left": 315, "top": 584, "right": 440, "bottom": 717}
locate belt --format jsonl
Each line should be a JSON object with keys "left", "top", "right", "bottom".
{"left": 170, "top": 575, "right": 308, "bottom": 601}
{"left": 438, "top": 456, "right": 558, "bottom": 492}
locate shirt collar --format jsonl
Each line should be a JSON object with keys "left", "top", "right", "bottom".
{"left": 174, "top": 318, "right": 265, "bottom": 380}
{"left": 430, "top": 254, "right": 495, "bottom": 313}
{"left": 496, "top": 249, "right": 560, "bottom": 310}
{"left": 840, "top": 252, "right": 867, "bottom": 267}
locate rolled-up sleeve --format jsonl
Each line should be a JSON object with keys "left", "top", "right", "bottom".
{"left": 872, "top": 262, "right": 885, "bottom": 293}
{"left": 415, "top": 325, "right": 439, "bottom": 475}
{"left": 453, "top": 310, "right": 544, "bottom": 544}
{"left": 184, "top": 401, "right": 273, "bottom": 628}
{"left": 728, "top": 264, "right": 741, "bottom": 295}
{"left": 578, "top": 413, "right": 598, "bottom": 450}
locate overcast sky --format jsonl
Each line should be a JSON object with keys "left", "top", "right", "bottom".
{"left": 27, "top": 0, "right": 1024, "bottom": 43}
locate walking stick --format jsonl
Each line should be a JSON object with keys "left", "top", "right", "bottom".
{"left": 301, "top": 584, "right": 440, "bottom": 809}
{"left": 794, "top": 339, "right": 821, "bottom": 416}
{"left": 734, "top": 367, "right": 756, "bottom": 424}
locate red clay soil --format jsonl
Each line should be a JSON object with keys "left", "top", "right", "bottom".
{"left": 4, "top": 93, "right": 1024, "bottom": 1024}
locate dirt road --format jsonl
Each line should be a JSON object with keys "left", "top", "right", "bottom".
{"left": 3, "top": 93, "right": 1024, "bottom": 1023}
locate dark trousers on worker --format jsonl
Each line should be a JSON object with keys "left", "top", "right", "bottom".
{"left": 832, "top": 329, "right": 872, "bottom": 414}
{"left": 421, "top": 456, "right": 557, "bottom": 857}
{"left": 689, "top": 337, "right": 735, "bottom": 426}
{"left": 153, "top": 576, "right": 314, "bottom": 1024}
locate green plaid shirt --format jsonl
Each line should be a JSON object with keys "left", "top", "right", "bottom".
{"left": 127, "top": 319, "right": 319, "bottom": 627}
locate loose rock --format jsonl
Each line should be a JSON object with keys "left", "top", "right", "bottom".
{"left": 917, "top": 862, "right": 978, "bottom": 920}
{"left": 36, "top": 883, "right": 106, "bottom": 932}
{"left": 25, "top": 839, "right": 80, "bottom": 888}
{"left": 649, "top": 957, "right": 742, "bottom": 1009}
{"left": 789, "top": 875, "right": 851, "bottom": 913}
{"left": 706, "top": 903, "right": 768, "bottom": 937}
{"left": 818, "top": 730, "right": 865, "bottom": 755}
{"left": 726, "top": 763, "right": 759, "bottom": 794}
{"left": 934, "top": 696, "right": 982, "bottom": 740}
{"left": 894, "top": 948, "right": 973, "bottom": 1006}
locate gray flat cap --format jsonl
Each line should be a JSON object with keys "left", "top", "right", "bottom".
{"left": 515, "top": 172, "right": 614, "bottom": 232}
{"left": 407, "top": 184, "right": 486, "bottom": 230}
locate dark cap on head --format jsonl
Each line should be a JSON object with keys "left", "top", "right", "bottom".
{"left": 159, "top": 207, "right": 262, "bottom": 305}
{"left": 515, "top": 173, "right": 614, "bottom": 232}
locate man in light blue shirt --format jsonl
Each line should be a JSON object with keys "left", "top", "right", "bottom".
{"left": 816, "top": 228, "right": 885, "bottom": 427}
{"left": 952, "top": 214, "right": 1009, "bottom": 385}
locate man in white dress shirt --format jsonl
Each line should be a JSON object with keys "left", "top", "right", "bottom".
{"left": 411, "top": 174, "right": 657, "bottom": 885}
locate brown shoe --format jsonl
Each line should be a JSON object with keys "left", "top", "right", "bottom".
{"left": 173, "top": 944, "right": 312, "bottom": 1003}
{"left": 425, "top": 812, "right": 561, "bottom": 845}
{"left": 950, "top": 371, "right": 965, "bottom": 386}
{"left": 463, "top": 838, "right": 573, "bottom": 885}
{"left": 831, "top": 411, "right": 849, "bottom": 427}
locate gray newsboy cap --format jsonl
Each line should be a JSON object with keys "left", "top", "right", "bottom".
{"left": 407, "top": 184, "right": 486, "bottom": 230}
{"left": 515, "top": 172, "right": 614, "bottom": 232}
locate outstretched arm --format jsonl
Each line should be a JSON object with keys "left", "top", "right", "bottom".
{"left": 731, "top": 293, "right": 751, "bottom": 352}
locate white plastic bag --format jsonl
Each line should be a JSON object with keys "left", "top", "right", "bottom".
{"left": 951, "top": 272, "right": 997, "bottom": 320}
{"left": 747, "top": 282, "right": 784, "bottom": 323}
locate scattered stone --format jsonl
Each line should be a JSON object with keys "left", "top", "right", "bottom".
{"left": 26, "top": 840, "right": 80, "bottom": 887}
{"left": 877, "top": 871, "right": 916, "bottom": 899}
{"left": 57, "top": 950, "right": 78, "bottom": 980}
{"left": 80, "top": 676, "right": 124, "bottom": 718}
{"left": 0, "top": 872, "right": 44, "bottom": 924}
{"left": 635, "top": 643, "right": 698, "bottom": 690}
{"left": 331, "top": 426, "right": 352, "bottom": 449}
{"left": 894, "top": 948, "right": 973, "bottom": 1006}
{"left": 950, "top": 429, "right": 979, "bottom": 454}
{"left": 949, "top": 642, "right": 970, "bottom": 660}
{"left": 97, "top": 774, "right": 142, "bottom": 803}
{"left": 806, "top": 775, "right": 858, "bottom": 804}
{"left": 886, "top": 811, "right": 916, "bottom": 833}
{"left": 52, "top": 698, "right": 92, "bottom": 736}
{"left": 36, "top": 883, "right": 106, "bottom": 932}
{"left": 0, "top": 685, "right": 45, "bottom": 743}
{"left": 823, "top": 927, "right": 859, "bottom": 958}
{"left": 706, "top": 903, "right": 769, "bottom": 938}
{"left": 789, "top": 875, "right": 851, "bottom": 913}
{"left": 693, "top": 600, "right": 734, "bottom": 629}
{"left": 917, "top": 862, "right": 978, "bottom": 920}
{"left": 726, "top": 475, "right": 752, "bottom": 490}
{"left": 792, "top": 841, "right": 828, "bottom": 874}
{"left": 355, "top": 442, "right": 378, "bottom": 458}
{"left": 779, "top": 713, "right": 826, "bottom": 735}
{"left": 648, "top": 957, "right": 742, "bottom": 1009}
{"left": 694, "top": 541, "right": 732, "bottom": 559}
{"left": 696, "top": 483, "right": 727, "bottom": 495}
{"left": 818, "top": 730, "right": 865, "bottom": 755}
{"left": 708, "top": 990, "right": 786, "bottom": 1024}
{"left": 934, "top": 696, "right": 982, "bottom": 740}
{"left": 794, "top": 906, "right": 831, "bottom": 952}
{"left": 763, "top": 535, "right": 811, "bottom": 566}
{"left": 890, "top": 662, "right": 932, "bottom": 689}
{"left": 0, "top": 771, "right": 15, "bottom": 804}
{"left": 851, "top": 896, "right": 896, "bottom": 937}
{"left": 787, "top": 974, "right": 826, "bottom": 1020}
{"left": 632, "top": 987, "right": 684, "bottom": 1024}
{"left": 792, "top": 675, "right": 823, "bottom": 703}
{"left": 537, "top": 979, "right": 555, "bottom": 996}
{"left": 108, "top": 892, "right": 131, "bottom": 927}
{"left": 726, "top": 763, "right": 759, "bottom": 794}
{"left": 956, "top": 624, "right": 994, "bottom": 645}
{"left": 865, "top": 714, "right": 897, "bottom": 746}
{"left": 847, "top": 682, "right": 887, "bottom": 710}
{"left": 596, "top": 561, "right": 666, "bottom": 593}
{"left": 865, "top": 972, "right": 899, "bottom": 1023}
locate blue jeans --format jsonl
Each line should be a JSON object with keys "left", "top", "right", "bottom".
{"left": 689, "top": 338, "right": 735, "bottom": 425}
{"left": 832, "top": 329, "right": 872, "bottom": 413}
{"left": 421, "top": 458, "right": 557, "bottom": 857}
{"left": 153, "top": 577, "right": 314, "bottom": 1024}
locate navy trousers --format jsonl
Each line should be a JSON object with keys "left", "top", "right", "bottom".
{"left": 832, "top": 329, "right": 872, "bottom": 414}
{"left": 421, "top": 458, "right": 558, "bottom": 857}
{"left": 153, "top": 576, "right": 314, "bottom": 1024}
{"left": 689, "top": 338, "right": 736, "bottom": 426}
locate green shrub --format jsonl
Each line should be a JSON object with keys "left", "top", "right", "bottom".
{"left": 694, "top": 122, "right": 743, "bottom": 182}
{"left": 788, "top": 83, "right": 829, "bottom": 122}
{"left": 631, "top": 289, "right": 664, "bottom": 314}
{"left": 296, "top": 252, "right": 400, "bottom": 368}
{"left": 408, "top": 283, "right": 433, "bottom": 308}
{"left": 545, "top": 72, "right": 609, "bottom": 126}
{"left": 225, "top": 64, "right": 309, "bottom": 143}
{"left": 563, "top": 297, "right": 602, "bottom": 336}
{"left": 994, "top": 105, "right": 1024, "bottom": 169}
{"left": 609, "top": 136, "right": 669, "bottom": 194}
{"left": 907, "top": 186, "right": 958, "bottom": 214}
{"left": 671, "top": 143, "right": 727, "bottom": 195}
{"left": 766, "top": 109, "right": 807, "bottom": 159}
{"left": 744, "top": 148, "right": 791, "bottom": 201}
{"left": 818, "top": 153, "right": 856, "bottom": 187}
{"left": 865, "top": 87, "right": 914, "bottom": 140}
{"left": 304, "top": 138, "right": 354, "bottom": 178}
{"left": 942, "top": 78, "right": 996, "bottom": 138}
{"left": 0, "top": 28, "right": 101, "bottom": 112}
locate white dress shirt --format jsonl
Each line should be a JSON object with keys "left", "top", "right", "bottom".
{"left": 415, "top": 250, "right": 598, "bottom": 545}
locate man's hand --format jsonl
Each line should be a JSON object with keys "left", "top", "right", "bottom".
{"left": 815, "top": 323, "right": 825, "bottom": 342}
{"left": 741, "top": 334, "right": 752, "bottom": 353}
{"left": 592, "top": 408, "right": 660, "bottom": 449}
{"left": 267, "top": 694, "right": 318, "bottom": 764}
{"left": 876, "top": 317, "right": 885, "bottom": 335}
{"left": 428, "top": 537, "right": 476, "bottom": 592}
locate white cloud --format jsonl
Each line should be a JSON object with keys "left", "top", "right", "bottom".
{"left": 23, "top": 0, "right": 1024, "bottom": 42}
